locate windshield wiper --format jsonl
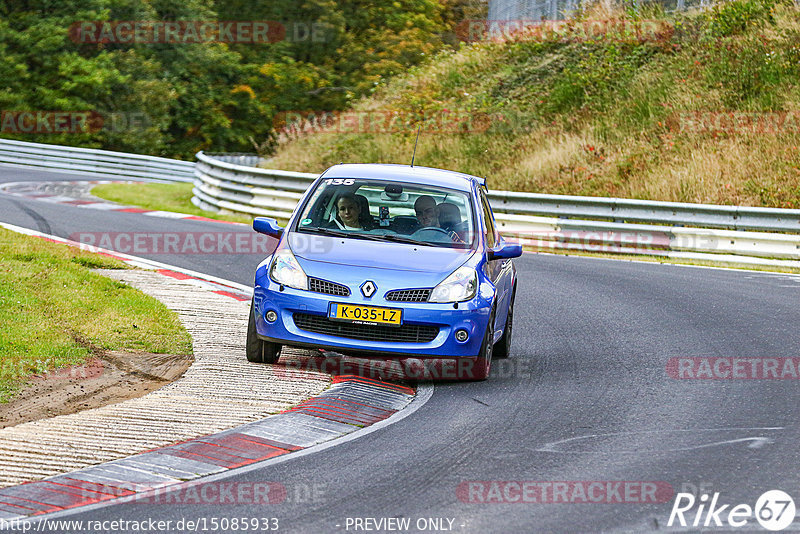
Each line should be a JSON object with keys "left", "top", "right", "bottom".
{"left": 376, "top": 234, "right": 452, "bottom": 247}
{"left": 299, "top": 227, "right": 386, "bottom": 241}
{"left": 299, "top": 227, "right": 351, "bottom": 238}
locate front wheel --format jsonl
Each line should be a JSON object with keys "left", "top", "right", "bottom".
{"left": 246, "top": 299, "right": 281, "bottom": 364}
{"left": 464, "top": 307, "right": 495, "bottom": 381}
{"left": 494, "top": 287, "right": 515, "bottom": 359}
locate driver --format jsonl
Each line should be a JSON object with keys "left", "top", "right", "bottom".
{"left": 414, "top": 195, "right": 439, "bottom": 228}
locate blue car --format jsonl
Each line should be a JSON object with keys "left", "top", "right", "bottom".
{"left": 247, "top": 163, "right": 522, "bottom": 380}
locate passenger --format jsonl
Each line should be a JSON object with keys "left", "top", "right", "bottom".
{"left": 437, "top": 202, "right": 467, "bottom": 243}
{"left": 437, "top": 202, "right": 461, "bottom": 232}
{"left": 328, "top": 194, "right": 366, "bottom": 230}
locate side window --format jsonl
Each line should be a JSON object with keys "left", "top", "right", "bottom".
{"left": 479, "top": 189, "right": 497, "bottom": 248}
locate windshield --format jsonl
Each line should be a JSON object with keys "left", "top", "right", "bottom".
{"left": 294, "top": 177, "right": 476, "bottom": 249}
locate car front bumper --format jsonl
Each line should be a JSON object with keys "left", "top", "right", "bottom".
{"left": 253, "top": 270, "right": 493, "bottom": 359}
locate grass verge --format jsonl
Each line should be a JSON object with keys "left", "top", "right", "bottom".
{"left": 0, "top": 227, "right": 193, "bottom": 402}
{"left": 91, "top": 182, "right": 253, "bottom": 224}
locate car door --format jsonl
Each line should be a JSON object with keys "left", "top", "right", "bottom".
{"left": 478, "top": 186, "right": 509, "bottom": 342}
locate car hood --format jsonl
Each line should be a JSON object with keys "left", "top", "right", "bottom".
{"left": 290, "top": 233, "right": 473, "bottom": 274}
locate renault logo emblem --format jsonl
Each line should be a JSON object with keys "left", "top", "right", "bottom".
{"left": 360, "top": 280, "right": 377, "bottom": 298}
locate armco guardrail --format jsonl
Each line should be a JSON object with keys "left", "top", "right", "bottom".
{"left": 1, "top": 142, "right": 795, "bottom": 265}
{"left": 0, "top": 138, "right": 194, "bottom": 182}
{"left": 192, "top": 151, "right": 315, "bottom": 219}
{"left": 194, "top": 152, "right": 800, "bottom": 266}
{"left": 6, "top": 142, "right": 795, "bottom": 264}
{"left": 490, "top": 191, "right": 800, "bottom": 233}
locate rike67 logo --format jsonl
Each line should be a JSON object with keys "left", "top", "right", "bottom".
{"left": 668, "top": 490, "right": 796, "bottom": 531}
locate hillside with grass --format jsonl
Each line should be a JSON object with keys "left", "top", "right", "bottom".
{"left": 264, "top": 0, "right": 800, "bottom": 208}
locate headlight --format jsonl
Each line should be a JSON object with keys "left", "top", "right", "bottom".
{"left": 428, "top": 266, "right": 477, "bottom": 303}
{"left": 269, "top": 247, "right": 307, "bottom": 290}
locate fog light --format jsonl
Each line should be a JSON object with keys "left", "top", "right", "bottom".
{"left": 265, "top": 310, "right": 278, "bottom": 323}
{"left": 455, "top": 329, "right": 469, "bottom": 342}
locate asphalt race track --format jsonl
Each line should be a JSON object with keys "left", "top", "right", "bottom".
{"left": 2, "top": 165, "right": 800, "bottom": 533}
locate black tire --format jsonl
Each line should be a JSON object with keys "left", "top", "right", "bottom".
{"left": 494, "top": 286, "right": 515, "bottom": 359}
{"left": 464, "top": 307, "right": 495, "bottom": 381}
{"left": 246, "top": 299, "right": 281, "bottom": 364}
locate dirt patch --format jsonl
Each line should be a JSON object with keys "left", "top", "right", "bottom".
{"left": 0, "top": 350, "right": 192, "bottom": 429}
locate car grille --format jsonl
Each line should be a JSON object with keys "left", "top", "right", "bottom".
{"left": 308, "top": 277, "right": 350, "bottom": 296}
{"left": 385, "top": 289, "right": 432, "bottom": 302}
{"left": 293, "top": 313, "right": 439, "bottom": 343}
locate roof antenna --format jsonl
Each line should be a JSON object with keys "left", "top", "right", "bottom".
{"left": 410, "top": 125, "right": 421, "bottom": 167}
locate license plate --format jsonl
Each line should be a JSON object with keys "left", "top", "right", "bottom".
{"left": 329, "top": 303, "right": 402, "bottom": 326}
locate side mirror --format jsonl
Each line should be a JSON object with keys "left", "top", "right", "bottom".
{"left": 253, "top": 217, "right": 284, "bottom": 239}
{"left": 488, "top": 242, "right": 522, "bottom": 260}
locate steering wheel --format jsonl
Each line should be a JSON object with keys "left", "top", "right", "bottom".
{"left": 410, "top": 226, "right": 454, "bottom": 240}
